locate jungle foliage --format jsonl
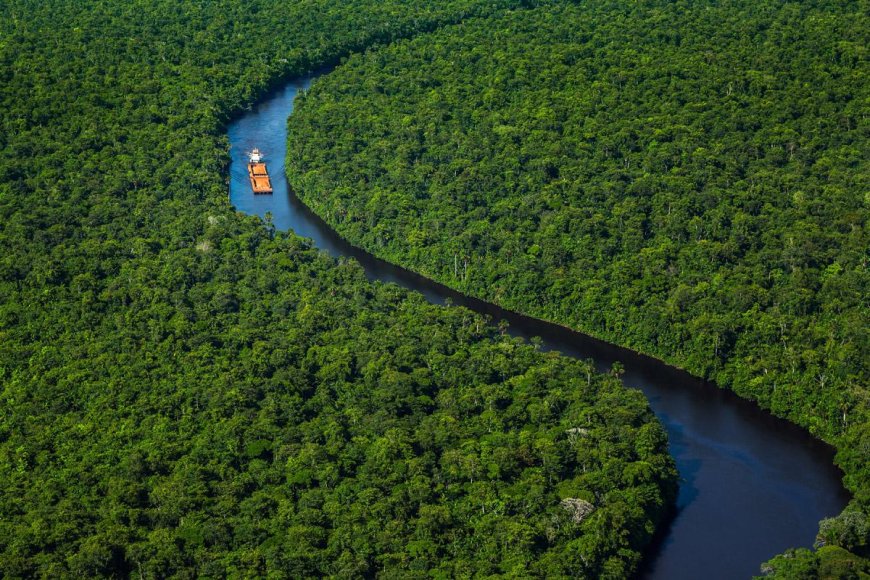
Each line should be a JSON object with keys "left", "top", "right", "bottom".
{"left": 286, "top": 0, "right": 870, "bottom": 570}
{"left": 0, "top": 0, "right": 677, "bottom": 577}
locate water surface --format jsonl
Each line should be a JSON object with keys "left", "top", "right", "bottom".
{"left": 227, "top": 74, "right": 850, "bottom": 579}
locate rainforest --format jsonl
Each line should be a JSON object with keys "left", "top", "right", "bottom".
{"left": 287, "top": 0, "right": 869, "bottom": 574}
{"left": 1, "top": 0, "right": 867, "bottom": 578}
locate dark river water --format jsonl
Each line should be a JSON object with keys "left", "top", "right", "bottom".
{"left": 227, "top": 73, "right": 850, "bottom": 579}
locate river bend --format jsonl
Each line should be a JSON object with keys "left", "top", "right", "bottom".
{"left": 227, "top": 73, "right": 849, "bottom": 579}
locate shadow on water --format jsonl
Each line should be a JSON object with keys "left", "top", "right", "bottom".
{"left": 635, "top": 420, "right": 701, "bottom": 577}
{"left": 227, "top": 72, "right": 850, "bottom": 580}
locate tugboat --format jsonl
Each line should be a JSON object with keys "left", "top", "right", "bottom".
{"left": 247, "top": 148, "right": 273, "bottom": 194}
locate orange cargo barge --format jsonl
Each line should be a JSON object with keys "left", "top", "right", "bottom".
{"left": 247, "top": 149, "right": 273, "bottom": 194}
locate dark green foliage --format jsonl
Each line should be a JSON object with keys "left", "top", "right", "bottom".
{"left": 819, "top": 507, "right": 870, "bottom": 554}
{"left": 759, "top": 546, "right": 870, "bottom": 579}
{"left": 286, "top": 0, "right": 869, "bottom": 565}
{"left": 1, "top": 231, "right": 675, "bottom": 576}
{"left": 0, "top": 0, "right": 676, "bottom": 576}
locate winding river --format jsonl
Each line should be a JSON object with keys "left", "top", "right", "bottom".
{"left": 227, "top": 73, "right": 850, "bottom": 579}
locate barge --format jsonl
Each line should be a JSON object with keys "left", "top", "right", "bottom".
{"left": 247, "top": 149, "right": 273, "bottom": 194}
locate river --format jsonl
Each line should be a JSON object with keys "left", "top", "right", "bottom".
{"left": 227, "top": 72, "right": 850, "bottom": 579}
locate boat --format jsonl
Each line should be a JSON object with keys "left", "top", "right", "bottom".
{"left": 247, "top": 148, "right": 273, "bottom": 193}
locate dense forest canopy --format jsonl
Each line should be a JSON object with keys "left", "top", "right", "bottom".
{"left": 0, "top": 0, "right": 679, "bottom": 577}
{"left": 285, "top": 0, "right": 870, "bottom": 573}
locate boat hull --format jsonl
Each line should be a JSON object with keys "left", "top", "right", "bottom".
{"left": 248, "top": 162, "right": 273, "bottom": 193}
